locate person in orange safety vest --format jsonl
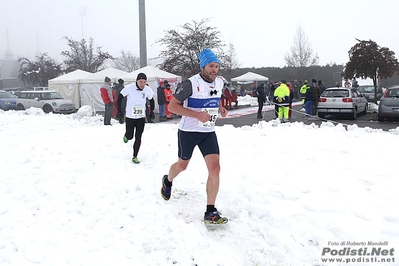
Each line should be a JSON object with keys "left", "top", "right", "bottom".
{"left": 164, "top": 84, "right": 174, "bottom": 119}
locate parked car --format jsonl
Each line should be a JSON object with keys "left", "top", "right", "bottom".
{"left": 356, "top": 85, "right": 383, "bottom": 102}
{"left": 317, "top": 87, "right": 368, "bottom": 120}
{"left": 16, "top": 91, "right": 75, "bottom": 114}
{"left": 377, "top": 85, "right": 399, "bottom": 122}
{"left": 31, "top": 87, "right": 50, "bottom": 91}
{"left": 0, "top": 90, "right": 17, "bottom": 110}
{"left": 3, "top": 87, "right": 25, "bottom": 97}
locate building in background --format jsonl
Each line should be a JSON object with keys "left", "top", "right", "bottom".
{"left": 0, "top": 59, "right": 24, "bottom": 89}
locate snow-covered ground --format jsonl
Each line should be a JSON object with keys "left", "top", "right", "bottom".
{"left": 0, "top": 100, "right": 398, "bottom": 265}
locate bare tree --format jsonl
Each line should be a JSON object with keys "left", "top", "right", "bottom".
{"left": 113, "top": 50, "right": 140, "bottom": 72}
{"left": 219, "top": 43, "right": 240, "bottom": 77}
{"left": 61, "top": 37, "right": 113, "bottom": 73}
{"left": 284, "top": 25, "right": 319, "bottom": 67}
{"left": 155, "top": 18, "right": 231, "bottom": 79}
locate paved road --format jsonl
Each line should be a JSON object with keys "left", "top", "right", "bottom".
{"left": 216, "top": 103, "right": 399, "bottom": 132}
{"left": 106, "top": 102, "right": 399, "bottom": 132}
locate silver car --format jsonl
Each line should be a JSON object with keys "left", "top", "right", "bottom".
{"left": 317, "top": 87, "right": 368, "bottom": 120}
{"left": 378, "top": 85, "right": 399, "bottom": 122}
{"left": 16, "top": 91, "right": 75, "bottom": 114}
{"left": 357, "top": 85, "right": 383, "bottom": 102}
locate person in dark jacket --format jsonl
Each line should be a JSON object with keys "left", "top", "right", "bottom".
{"left": 270, "top": 81, "right": 280, "bottom": 118}
{"left": 305, "top": 85, "right": 314, "bottom": 116}
{"left": 114, "top": 79, "right": 125, "bottom": 124}
{"left": 310, "top": 79, "right": 321, "bottom": 115}
{"left": 223, "top": 83, "right": 233, "bottom": 110}
{"left": 157, "top": 80, "right": 167, "bottom": 121}
{"left": 256, "top": 83, "right": 266, "bottom": 118}
{"left": 146, "top": 95, "right": 155, "bottom": 123}
{"left": 318, "top": 80, "right": 326, "bottom": 95}
{"left": 231, "top": 88, "right": 238, "bottom": 108}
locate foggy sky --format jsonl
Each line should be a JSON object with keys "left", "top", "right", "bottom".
{"left": 1, "top": 0, "right": 398, "bottom": 68}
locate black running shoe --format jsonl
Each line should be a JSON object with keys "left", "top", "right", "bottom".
{"left": 161, "top": 175, "right": 172, "bottom": 200}
{"left": 204, "top": 210, "right": 228, "bottom": 224}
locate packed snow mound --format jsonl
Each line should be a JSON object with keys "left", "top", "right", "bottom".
{"left": 77, "top": 105, "right": 94, "bottom": 117}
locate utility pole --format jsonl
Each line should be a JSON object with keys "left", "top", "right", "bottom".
{"left": 138, "top": 0, "right": 147, "bottom": 68}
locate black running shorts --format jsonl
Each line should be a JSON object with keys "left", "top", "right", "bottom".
{"left": 177, "top": 130, "right": 220, "bottom": 160}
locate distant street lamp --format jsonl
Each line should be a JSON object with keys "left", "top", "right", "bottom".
{"left": 79, "top": 6, "right": 87, "bottom": 39}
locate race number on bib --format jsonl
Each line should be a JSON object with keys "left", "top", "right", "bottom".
{"left": 131, "top": 105, "right": 145, "bottom": 118}
{"left": 199, "top": 108, "right": 218, "bottom": 128}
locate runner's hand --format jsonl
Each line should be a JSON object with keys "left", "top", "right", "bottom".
{"left": 197, "top": 111, "right": 211, "bottom": 123}
{"left": 219, "top": 107, "right": 228, "bottom": 117}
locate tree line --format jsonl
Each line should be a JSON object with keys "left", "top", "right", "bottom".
{"left": 15, "top": 18, "right": 399, "bottom": 102}
{"left": 226, "top": 65, "right": 399, "bottom": 89}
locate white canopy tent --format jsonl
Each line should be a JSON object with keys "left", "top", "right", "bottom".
{"left": 48, "top": 69, "right": 91, "bottom": 109}
{"left": 79, "top": 68, "right": 129, "bottom": 112}
{"left": 81, "top": 68, "right": 129, "bottom": 83}
{"left": 49, "top": 67, "right": 181, "bottom": 113}
{"left": 231, "top": 71, "right": 269, "bottom": 85}
{"left": 49, "top": 68, "right": 129, "bottom": 112}
{"left": 120, "top": 66, "right": 182, "bottom": 113}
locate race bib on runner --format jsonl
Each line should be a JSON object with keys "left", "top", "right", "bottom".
{"left": 198, "top": 108, "right": 218, "bottom": 127}
{"left": 131, "top": 105, "right": 145, "bottom": 118}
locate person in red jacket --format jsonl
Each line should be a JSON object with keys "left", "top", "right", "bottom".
{"left": 223, "top": 83, "right": 232, "bottom": 109}
{"left": 100, "top": 76, "right": 113, "bottom": 125}
{"left": 164, "top": 84, "right": 173, "bottom": 119}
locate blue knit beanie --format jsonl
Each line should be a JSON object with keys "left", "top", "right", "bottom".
{"left": 198, "top": 48, "right": 219, "bottom": 69}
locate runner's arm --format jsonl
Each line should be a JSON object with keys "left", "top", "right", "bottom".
{"left": 168, "top": 97, "right": 210, "bottom": 123}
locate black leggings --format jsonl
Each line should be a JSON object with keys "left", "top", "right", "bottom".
{"left": 125, "top": 117, "right": 145, "bottom": 157}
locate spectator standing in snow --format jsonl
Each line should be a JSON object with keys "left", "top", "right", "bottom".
{"left": 100, "top": 76, "right": 113, "bottom": 126}
{"left": 256, "top": 83, "right": 266, "bottom": 119}
{"left": 157, "top": 80, "right": 167, "bottom": 121}
{"left": 222, "top": 83, "right": 232, "bottom": 109}
{"left": 231, "top": 88, "right": 238, "bottom": 108}
{"left": 114, "top": 79, "right": 125, "bottom": 124}
{"left": 318, "top": 80, "right": 326, "bottom": 95}
{"left": 164, "top": 84, "right": 173, "bottom": 119}
{"left": 274, "top": 80, "right": 290, "bottom": 122}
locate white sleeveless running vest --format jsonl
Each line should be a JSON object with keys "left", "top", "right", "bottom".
{"left": 178, "top": 74, "right": 224, "bottom": 132}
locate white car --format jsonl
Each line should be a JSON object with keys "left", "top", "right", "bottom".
{"left": 317, "top": 87, "right": 368, "bottom": 120}
{"left": 16, "top": 91, "right": 75, "bottom": 114}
